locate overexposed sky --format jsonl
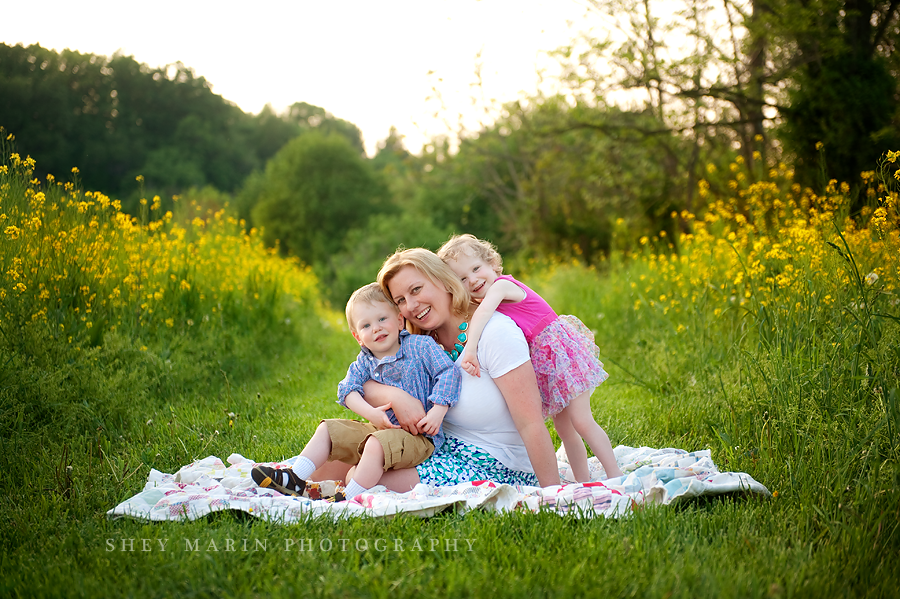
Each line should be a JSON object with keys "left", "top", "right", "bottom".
{"left": 2, "top": 0, "right": 590, "bottom": 155}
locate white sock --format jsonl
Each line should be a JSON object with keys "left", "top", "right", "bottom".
{"left": 343, "top": 478, "right": 368, "bottom": 499}
{"left": 291, "top": 456, "right": 316, "bottom": 480}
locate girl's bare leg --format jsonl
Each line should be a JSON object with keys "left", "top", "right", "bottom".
{"left": 568, "top": 390, "right": 624, "bottom": 479}
{"left": 553, "top": 407, "right": 590, "bottom": 482}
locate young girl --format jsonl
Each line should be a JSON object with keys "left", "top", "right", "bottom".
{"left": 437, "top": 234, "right": 623, "bottom": 482}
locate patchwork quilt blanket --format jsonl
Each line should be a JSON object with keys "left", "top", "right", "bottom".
{"left": 107, "top": 445, "right": 769, "bottom": 522}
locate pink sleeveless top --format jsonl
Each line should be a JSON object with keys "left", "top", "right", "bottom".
{"left": 494, "top": 275, "right": 558, "bottom": 344}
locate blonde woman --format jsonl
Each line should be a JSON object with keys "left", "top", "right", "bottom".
{"left": 360, "top": 247, "right": 560, "bottom": 490}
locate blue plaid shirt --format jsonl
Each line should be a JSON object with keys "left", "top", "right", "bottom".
{"left": 337, "top": 330, "right": 460, "bottom": 450}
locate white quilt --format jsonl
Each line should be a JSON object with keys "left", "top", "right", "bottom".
{"left": 107, "top": 445, "right": 770, "bottom": 522}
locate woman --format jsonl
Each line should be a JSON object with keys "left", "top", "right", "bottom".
{"left": 361, "top": 247, "right": 560, "bottom": 491}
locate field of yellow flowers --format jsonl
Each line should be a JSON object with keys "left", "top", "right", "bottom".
{"left": 0, "top": 129, "right": 323, "bottom": 439}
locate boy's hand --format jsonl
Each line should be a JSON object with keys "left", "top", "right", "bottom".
{"left": 370, "top": 403, "right": 400, "bottom": 430}
{"left": 461, "top": 349, "right": 481, "bottom": 378}
{"left": 417, "top": 405, "right": 448, "bottom": 437}
{"left": 363, "top": 382, "right": 425, "bottom": 435}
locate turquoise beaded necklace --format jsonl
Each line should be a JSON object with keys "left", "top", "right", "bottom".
{"left": 434, "top": 320, "right": 469, "bottom": 361}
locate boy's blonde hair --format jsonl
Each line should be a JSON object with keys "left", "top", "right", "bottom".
{"left": 345, "top": 282, "right": 398, "bottom": 332}
{"left": 377, "top": 247, "right": 473, "bottom": 335}
{"left": 436, "top": 234, "right": 503, "bottom": 275}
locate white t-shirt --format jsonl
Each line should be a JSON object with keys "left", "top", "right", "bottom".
{"left": 441, "top": 313, "right": 534, "bottom": 472}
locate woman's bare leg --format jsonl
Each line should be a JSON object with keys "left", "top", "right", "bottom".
{"left": 375, "top": 467, "right": 420, "bottom": 492}
{"left": 552, "top": 407, "right": 590, "bottom": 482}
{"left": 309, "top": 460, "right": 351, "bottom": 483}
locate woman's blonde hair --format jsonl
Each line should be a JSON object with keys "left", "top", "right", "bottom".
{"left": 436, "top": 233, "right": 503, "bottom": 275}
{"left": 377, "top": 247, "right": 473, "bottom": 335}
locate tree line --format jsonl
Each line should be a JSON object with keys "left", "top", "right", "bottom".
{"left": 3, "top": 1, "right": 899, "bottom": 306}
{"left": 0, "top": 42, "right": 363, "bottom": 212}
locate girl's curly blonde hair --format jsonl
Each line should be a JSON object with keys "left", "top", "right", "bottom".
{"left": 436, "top": 234, "right": 503, "bottom": 275}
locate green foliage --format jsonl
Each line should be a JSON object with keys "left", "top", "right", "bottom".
{"left": 413, "top": 99, "right": 689, "bottom": 265}
{"left": 549, "top": 0, "right": 900, "bottom": 215}
{"left": 249, "top": 132, "right": 390, "bottom": 274}
{"left": 780, "top": 52, "right": 899, "bottom": 195}
{"left": 760, "top": 0, "right": 900, "bottom": 191}
{"left": 0, "top": 139, "right": 323, "bottom": 439}
{"left": 327, "top": 212, "right": 453, "bottom": 307}
{"left": 282, "top": 101, "right": 365, "bottom": 155}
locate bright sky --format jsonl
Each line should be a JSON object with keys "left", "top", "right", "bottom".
{"left": 3, "top": 0, "right": 590, "bottom": 156}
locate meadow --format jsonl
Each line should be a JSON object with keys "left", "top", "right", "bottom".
{"left": 1, "top": 130, "right": 898, "bottom": 598}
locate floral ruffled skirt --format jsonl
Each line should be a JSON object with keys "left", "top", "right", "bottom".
{"left": 530, "top": 314, "right": 609, "bottom": 418}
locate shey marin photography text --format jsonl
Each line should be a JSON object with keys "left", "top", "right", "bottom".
{"left": 106, "top": 536, "right": 477, "bottom": 554}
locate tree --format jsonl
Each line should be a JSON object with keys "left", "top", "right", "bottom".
{"left": 552, "top": 1, "right": 900, "bottom": 203}
{"left": 763, "top": 0, "right": 900, "bottom": 191}
{"left": 0, "top": 43, "right": 312, "bottom": 206}
{"left": 283, "top": 102, "right": 366, "bottom": 155}
{"left": 250, "top": 132, "right": 389, "bottom": 268}
{"left": 409, "top": 97, "right": 687, "bottom": 264}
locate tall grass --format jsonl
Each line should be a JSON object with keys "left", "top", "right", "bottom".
{"left": 532, "top": 153, "right": 900, "bottom": 584}
{"left": 0, "top": 129, "right": 348, "bottom": 572}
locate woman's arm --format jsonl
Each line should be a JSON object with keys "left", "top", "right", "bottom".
{"left": 362, "top": 380, "right": 426, "bottom": 434}
{"left": 493, "top": 361, "right": 560, "bottom": 487}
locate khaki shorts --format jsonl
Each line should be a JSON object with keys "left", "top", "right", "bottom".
{"left": 323, "top": 419, "right": 435, "bottom": 471}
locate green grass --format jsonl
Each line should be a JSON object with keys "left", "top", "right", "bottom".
{"left": 2, "top": 264, "right": 898, "bottom": 597}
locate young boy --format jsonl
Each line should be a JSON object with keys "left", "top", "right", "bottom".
{"left": 252, "top": 283, "right": 460, "bottom": 501}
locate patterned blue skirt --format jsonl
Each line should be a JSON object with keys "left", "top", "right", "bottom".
{"left": 416, "top": 435, "right": 539, "bottom": 487}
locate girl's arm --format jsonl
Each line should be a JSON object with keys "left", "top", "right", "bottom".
{"left": 362, "top": 380, "right": 426, "bottom": 434}
{"left": 461, "top": 279, "right": 525, "bottom": 377}
{"left": 493, "top": 360, "right": 560, "bottom": 487}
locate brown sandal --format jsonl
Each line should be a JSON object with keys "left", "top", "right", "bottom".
{"left": 251, "top": 465, "right": 307, "bottom": 496}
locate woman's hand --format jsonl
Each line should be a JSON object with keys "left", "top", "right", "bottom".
{"left": 362, "top": 380, "right": 426, "bottom": 434}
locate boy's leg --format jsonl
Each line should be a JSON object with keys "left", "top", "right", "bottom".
{"left": 353, "top": 436, "right": 387, "bottom": 489}
{"left": 343, "top": 430, "right": 434, "bottom": 499}
{"left": 567, "top": 391, "right": 623, "bottom": 479}
{"left": 552, "top": 406, "right": 590, "bottom": 482}
{"left": 252, "top": 421, "right": 334, "bottom": 495}
{"left": 252, "top": 420, "right": 372, "bottom": 497}
{"left": 294, "top": 421, "right": 333, "bottom": 477}
{"left": 343, "top": 436, "right": 386, "bottom": 499}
